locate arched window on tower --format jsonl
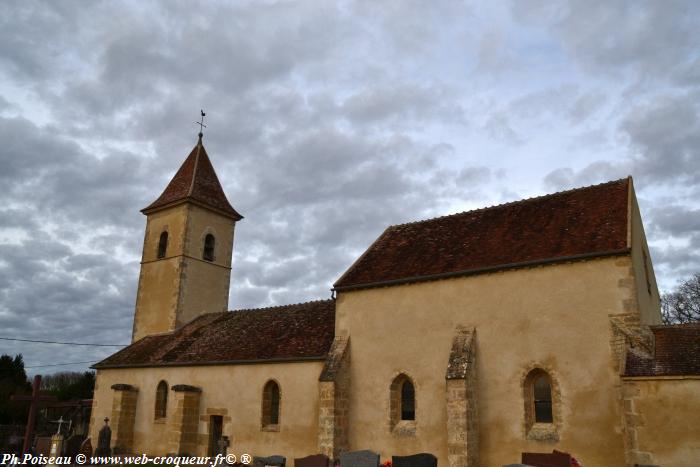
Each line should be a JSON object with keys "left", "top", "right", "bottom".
{"left": 261, "top": 380, "right": 280, "bottom": 429}
{"left": 157, "top": 231, "right": 168, "bottom": 259}
{"left": 203, "top": 234, "right": 215, "bottom": 262}
{"left": 155, "top": 380, "right": 168, "bottom": 419}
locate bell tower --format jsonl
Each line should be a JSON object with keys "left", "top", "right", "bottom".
{"left": 131, "top": 133, "right": 243, "bottom": 342}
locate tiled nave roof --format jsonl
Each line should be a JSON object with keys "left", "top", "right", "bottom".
{"left": 334, "top": 178, "right": 631, "bottom": 290}
{"left": 94, "top": 300, "right": 334, "bottom": 368}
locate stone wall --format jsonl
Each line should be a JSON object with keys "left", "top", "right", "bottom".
{"left": 609, "top": 312, "right": 655, "bottom": 466}
{"left": 445, "top": 327, "right": 477, "bottom": 467}
{"left": 167, "top": 385, "right": 202, "bottom": 455}
{"left": 620, "top": 377, "right": 700, "bottom": 467}
{"left": 318, "top": 335, "right": 350, "bottom": 460}
{"left": 110, "top": 384, "right": 138, "bottom": 453}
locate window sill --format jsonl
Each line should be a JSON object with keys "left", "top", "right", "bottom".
{"left": 391, "top": 420, "right": 416, "bottom": 437}
{"left": 153, "top": 418, "right": 167, "bottom": 425}
{"left": 526, "top": 423, "right": 558, "bottom": 442}
{"left": 261, "top": 424, "right": 280, "bottom": 432}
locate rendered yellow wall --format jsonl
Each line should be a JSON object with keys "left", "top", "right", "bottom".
{"left": 132, "top": 205, "right": 189, "bottom": 340}
{"left": 626, "top": 377, "right": 700, "bottom": 466}
{"left": 91, "top": 362, "right": 323, "bottom": 458}
{"left": 132, "top": 203, "right": 236, "bottom": 341}
{"left": 335, "top": 256, "right": 636, "bottom": 467}
{"left": 628, "top": 180, "right": 661, "bottom": 325}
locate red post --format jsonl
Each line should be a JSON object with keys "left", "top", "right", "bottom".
{"left": 22, "top": 375, "right": 41, "bottom": 454}
{"left": 11, "top": 374, "right": 56, "bottom": 454}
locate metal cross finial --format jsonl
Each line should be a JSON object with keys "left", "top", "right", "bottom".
{"left": 195, "top": 110, "right": 207, "bottom": 138}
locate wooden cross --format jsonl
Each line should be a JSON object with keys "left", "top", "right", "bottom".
{"left": 11, "top": 375, "right": 58, "bottom": 453}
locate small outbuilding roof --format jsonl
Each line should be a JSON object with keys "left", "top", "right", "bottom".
{"left": 334, "top": 178, "right": 631, "bottom": 290}
{"left": 93, "top": 300, "right": 335, "bottom": 369}
{"left": 624, "top": 323, "right": 700, "bottom": 377}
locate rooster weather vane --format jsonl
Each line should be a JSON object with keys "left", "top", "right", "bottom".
{"left": 195, "top": 110, "right": 206, "bottom": 137}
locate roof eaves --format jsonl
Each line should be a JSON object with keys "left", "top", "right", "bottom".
{"left": 92, "top": 355, "right": 328, "bottom": 370}
{"left": 141, "top": 198, "right": 243, "bottom": 220}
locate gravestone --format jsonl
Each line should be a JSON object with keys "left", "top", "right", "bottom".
{"left": 339, "top": 450, "right": 380, "bottom": 467}
{"left": 521, "top": 451, "right": 571, "bottom": 467}
{"left": 94, "top": 418, "right": 112, "bottom": 456}
{"left": 295, "top": 454, "right": 330, "bottom": 467}
{"left": 392, "top": 453, "right": 437, "bottom": 467}
{"left": 253, "top": 455, "right": 286, "bottom": 467}
{"left": 217, "top": 436, "right": 230, "bottom": 456}
{"left": 65, "top": 434, "right": 85, "bottom": 459}
{"left": 79, "top": 438, "right": 93, "bottom": 459}
{"left": 35, "top": 437, "right": 52, "bottom": 457}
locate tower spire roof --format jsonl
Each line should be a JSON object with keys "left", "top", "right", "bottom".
{"left": 142, "top": 138, "right": 243, "bottom": 220}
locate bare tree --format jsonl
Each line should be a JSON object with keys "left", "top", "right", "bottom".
{"left": 661, "top": 273, "right": 700, "bottom": 324}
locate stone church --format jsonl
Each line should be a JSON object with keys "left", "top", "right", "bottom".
{"left": 90, "top": 135, "right": 700, "bottom": 467}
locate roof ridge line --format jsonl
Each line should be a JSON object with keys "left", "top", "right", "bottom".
{"left": 389, "top": 177, "right": 631, "bottom": 229}
{"left": 187, "top": 139, "right": 203, "bottom": 197}
{"left": 230, "top": 298, "right": 333, "bottom": 313}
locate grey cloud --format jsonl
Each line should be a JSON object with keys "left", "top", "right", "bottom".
{"left": 341, "top": 84, "right": 465, "bottom": 125}
{"left": 621, "top": 95, "right": 700, "bottom": 185}
{"left": 647, "top": 205, "right": 700, "bottom": 238}
{"left": 512, "top": 0, "right": 700, "bottom": 81}
{"left": 1, "top": 0, "right": 697, "bottom": 372}
{"left": 483, "top": 112, "right": 523, "bottom": 145}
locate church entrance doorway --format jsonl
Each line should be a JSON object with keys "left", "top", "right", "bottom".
{"left": 208, "top": 415, "right": 223, "bottom": 456}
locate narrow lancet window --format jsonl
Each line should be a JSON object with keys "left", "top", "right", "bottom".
{"left": 262, "top": 380, "right": 280, "bottom": 428}
{"left": 157, "top": 231, "right": 168, "bottom": 259}
{"left": 390, "top": 373, "right": 416, "bottom": 429}
{"left": 401, "top": 379, "right": 416, "bottom": 420}
{"left": 155, "top": 380, "right": 168, "bottom": 419}
{"left": 203, "top": 234, "right": 215, "bottom": 261}
{"left": 533, "top": 373, "right": 553, "bottom": 423}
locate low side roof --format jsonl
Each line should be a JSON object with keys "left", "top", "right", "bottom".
{"left": 334, "top": 178, "right": 631, "bottom": 290}
{"left": 94, "top": 300, "right": 334, "bottom": 369}
{"left": 625, "top": 323, "right": 700, "bottom": 377}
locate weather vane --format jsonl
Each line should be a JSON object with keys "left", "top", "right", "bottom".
{"left": 195, "top": 110, "right": 206, "bottom": 137}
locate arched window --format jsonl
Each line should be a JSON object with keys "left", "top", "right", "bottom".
{"left": 400, "top": 379, "right": 415, "bottom": 420}
{"left": 390, "top": 373, "right": 416, "bottom": 430}
{"left": 155, "top": 380, "right": 168, "bottom": 419}
{"left": 524, "top": 368, "right": 555, "bottom": 426}
{"left": 203, "top": 234, "right": 215, "bottom": 261}
{"left": 261, "top": 380, "right": 280, "bottom": 429}
{"left": 533, "top": 373, "right": 553, "bottom": 423}
{"left": 157, "top": 231, "right": 168, "bottom": 259}
{"left": 523, "top": 368, "right": 559, "bottom": 440}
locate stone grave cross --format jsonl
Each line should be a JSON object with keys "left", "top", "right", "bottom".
{"left": 52, "top": 416, "right": 67, "bottom": 435}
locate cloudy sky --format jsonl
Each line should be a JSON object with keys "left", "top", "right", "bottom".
{"left": 1, "top": 0, "right": 699, "bottom": 373}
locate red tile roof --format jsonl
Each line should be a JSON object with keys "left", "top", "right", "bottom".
{"left": 625, "top": 323, "right": 700, "bottom": 377}
{"left": 94, "top": 300, "right": 334, "bottom": 368}
{"left": 142, "top": 136, "right": 242, "bottom": 220}
{"left": 334, "top": 178, "right": 631, "bottom": 290}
